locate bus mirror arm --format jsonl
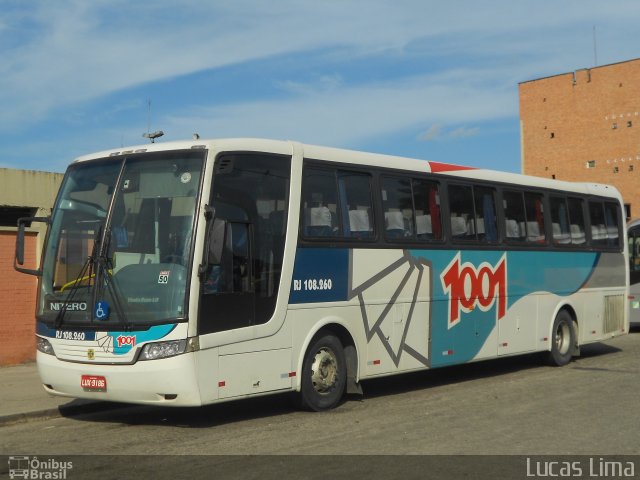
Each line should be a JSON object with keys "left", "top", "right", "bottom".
{"left": 14, "top": 216, "right": 50, "bottom": 276}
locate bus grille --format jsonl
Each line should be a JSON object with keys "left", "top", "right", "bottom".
{"left": 603, "top": 295, "right": 624, "bottom": 333}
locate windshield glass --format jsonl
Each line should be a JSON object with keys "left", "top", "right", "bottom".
{"left": 39, "top": 150, "right": 205, "bottom": 328}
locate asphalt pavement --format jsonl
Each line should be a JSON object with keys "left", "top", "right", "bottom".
{"left": 0, "top": 362, "right": 111, "bottom": 426}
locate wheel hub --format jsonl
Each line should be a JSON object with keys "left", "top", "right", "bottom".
{"left": 311, "top": 347, "right": 338, "bottom": 394}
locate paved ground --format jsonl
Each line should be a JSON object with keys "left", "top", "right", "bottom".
{"left": 1, "top": 331, "right": 639, "bottom": 479}
{"left": 0, "top": 362, "right": 118, "bottom": 426}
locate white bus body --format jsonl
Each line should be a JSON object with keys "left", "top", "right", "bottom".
{"left": 17, "top": 138, "right": 628, "bottom": 411}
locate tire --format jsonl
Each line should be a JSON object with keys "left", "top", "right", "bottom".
{"left": 547, "top": 310, "right": 576, "bottom": 366}
{"left": 299, "top": 333, "right": 346, "bottom": 411}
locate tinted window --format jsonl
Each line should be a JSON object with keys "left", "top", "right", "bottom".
{"left": 524, "top": 192, "right": 547, "bottom": 243}
{"left": 381, "top": 176, "right": 442, "bottom": 241}
{"left": 550, "top": 196, "right": 571, "bottom": 245}
{"left": 449, "top": 184, "right": 497, "bottom": 243}
{"left": 566, "top": 197, "right": 586, "bottom": 245}
{"left": 301, "top": 165, "right": 374, "bottom": 240}
{"left": 503, "top": 190, "right": 526, "bottom": 242}
{"left": 590, "top": 201, "right": 621, "bottom": 248}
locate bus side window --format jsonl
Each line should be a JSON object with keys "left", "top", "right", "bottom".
{"left": 381, "top": 176, "right": 413, "bottom": 239}
{"left": 448, "top": 185, "right": 473, "bottom": 241}
{"left": 589, "top": 201, "right": 608, "bottom": 247}
{"left": 503, "top": 190, "right": 526, "bottom": 242}
{"left": 550, "top": 196, "right": 571, "bottom": 245}
{"left": 524, "top": 192, "right": 547, "bottom": 243}
{"left": 413, "top": 179, "right": 442, "bottom": 241}
{"left": 567, "top": 197, "right": 586, "bottom": 245}
{"left": 337, "top": 172, "right": 374, "bottom": 239}
{"left": 604, "top": 202, "right": 621, "bottom": 248}
{"left": 301, "top": 167, "right": 340, "bottom": 237}
{"left": 473, "top": 186, "right": 497, "bottom": 243}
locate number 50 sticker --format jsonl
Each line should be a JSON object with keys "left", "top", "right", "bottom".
{"left": 158, "top": 270, "right": 170, "bottom": 284}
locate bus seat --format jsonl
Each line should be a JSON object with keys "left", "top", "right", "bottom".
{"left": 606, "top": 226, "right": 619, "bottom": 240}
{"left": 416, "top": 215, "right": 432, "bottom": 239}
{"left": 450, "top": 216, "right": 467, "bottom": 237}
{"left": 385, "top": 211, "right": 405, "bottom": 238}
{"left": 469, "top": 217, "right": 485, "bottom": 235}
{"left": 505, "top": 219, "right": 520, "bottom": 239}
{"left": 349, "top": 209, "right": 371, "bottom": 237}
{"left": 306, "top": 206, "right": 333, "bottom": 236}
{"left": 526, "top": 221, "right": 545, "bottom": 242}
{"left": 591, "top": 224, "right": 606, "bottom": 241}
{"left": 552, "top": 223, "right": 571, "bottom": 243}
{"left": 570, "top": 224, "right": 586, "bottom": 244}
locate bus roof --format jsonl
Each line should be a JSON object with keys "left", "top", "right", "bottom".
{"left": 73, "top": 137, "right": 623, "bottom": 201}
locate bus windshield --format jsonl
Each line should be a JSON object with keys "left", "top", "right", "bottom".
{"left": 39, "top": 150, "right": 205, "bottom": 328}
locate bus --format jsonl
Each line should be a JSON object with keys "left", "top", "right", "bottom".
{"left": 627, "top": 218, "right": 640, "bottom": 326}
{"left": 15, "top": 138, "right": 628, "bottom": 411}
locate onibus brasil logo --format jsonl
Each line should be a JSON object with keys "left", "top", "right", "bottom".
{"left": 8, "top": 456, "right": 73, "bottom": 479}
{"left": 440, "top": 252, "right": 507, "bottom": 328}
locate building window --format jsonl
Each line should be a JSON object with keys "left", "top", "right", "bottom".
{"left": 0, "top": 206, "right": 38, "bottom": 227}
{"left": 550, "top": 132, "right": 555, "bottom": 138}
{"left": 586, "top": 160, "right": 596, "bottom": 169}
{"left": 628, "top": 121, "right": 633, "bottom": 128}
{"left": 630, "top": 165, "right": 634, "bottom": 172}
{"left": 612, "top": 123, "right": 618, "bottom": 129}
{"left": 613, "top": 166, "right": 619, "bottom": 173}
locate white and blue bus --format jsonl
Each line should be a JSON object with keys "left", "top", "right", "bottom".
{"left": 15, "top": 138, "right": 628, "bottom": 411}
{"left": 627, "top": 218, "right": 640, "bottom": 326}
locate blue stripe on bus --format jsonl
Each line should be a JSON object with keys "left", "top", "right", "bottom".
{"left": 36, "top": 321, "right": 177, "bottom": 356}
{"left": 289, "top": 248, "right": 601, "bottom": 367}
{"left": 411, "top": 249, "right": 599, "bottom": 367}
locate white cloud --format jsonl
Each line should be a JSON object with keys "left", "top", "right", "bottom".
{"left": 1, "top": 0, "right": 640, "bottom": 167}
{"left": 2, "top": 1, "right": 639, "bottom": 127}
{"left": 161, "top": 68, "right": 513, "bottom": 149}
{"left": 418, "top": 124, "right": 443, "bottom": 142}
{"left": 418, "top": 125, "right": 480, "bottom": 142}
{"left": 449, "top": 127, "right": 480, "bottom": 139}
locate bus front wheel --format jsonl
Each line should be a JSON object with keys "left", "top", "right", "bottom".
{"left": 547, "top": 310, "right": 576, "bottom": 366}
{"left": 299, "top": 333, "right": 346, "bottom": 411}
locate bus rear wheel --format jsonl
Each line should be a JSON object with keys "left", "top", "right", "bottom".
{"left": 299, "top": 333, "right": 346, "bottom": 411}
{"left": 547, "top": 310, "right": 576, "bottom": 366}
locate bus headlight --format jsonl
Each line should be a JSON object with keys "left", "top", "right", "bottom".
{"left": 36, "top": 336, "right": 55, "bottom": 356}
{"left": 139, "top": 338, "right": 198, "bottom": 361}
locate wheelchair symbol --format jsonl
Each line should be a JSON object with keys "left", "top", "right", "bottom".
{"left": 95, "top": 301, "right": 110, "bottom": 321}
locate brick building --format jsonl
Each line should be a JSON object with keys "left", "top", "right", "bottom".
{"left": 0, "top": 169, "right": 62, "bottom": 365}
{"left": 519, "top": 58, "right": 640, "bottom": 219}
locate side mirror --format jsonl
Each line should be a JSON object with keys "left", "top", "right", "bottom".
{"left": 208, "top": 218, "right": 227, "bottom": 265}
{"left": 14, "top": 216, "right": 49, "bottom": 276}
{"left": 198, "top": 206, "right": 228, "bottom": 279}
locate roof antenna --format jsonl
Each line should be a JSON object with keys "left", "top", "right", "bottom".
{"left": 143, "top": 99, "right": 164, "bottom": 143}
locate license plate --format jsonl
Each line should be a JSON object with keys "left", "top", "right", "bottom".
{"left": 81, "top": 375, "right": 107, "bottom": 392}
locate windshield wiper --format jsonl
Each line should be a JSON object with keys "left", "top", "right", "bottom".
{"left": 54, "top": 224, "right": 131, "bottom": 330}
{"left": 55, "top": 223, "right": 102, "bottom": 328}
{"left": 93, "top": 226, "right": 130, "bottom": 330}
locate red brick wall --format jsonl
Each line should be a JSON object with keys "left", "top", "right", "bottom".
{"left": 520, "top": 58, "right": 640, "bottom": 218}
{"left": 0, "top": 231, "right": 38, "bottom": 365}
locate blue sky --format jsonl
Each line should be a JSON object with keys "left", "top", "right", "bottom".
{"left": 1, "top": 1, "right": 640, "bottom": 173}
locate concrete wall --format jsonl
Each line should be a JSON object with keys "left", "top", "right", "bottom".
{"left": 519, "top": 58, "right": 640, "bottom": 219}
{"left": 0, "top": 168, "right": 63, "bottom": 365}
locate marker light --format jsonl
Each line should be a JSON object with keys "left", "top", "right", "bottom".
{"left": 36, "top": 336, "right": 55, "bottom": 356}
